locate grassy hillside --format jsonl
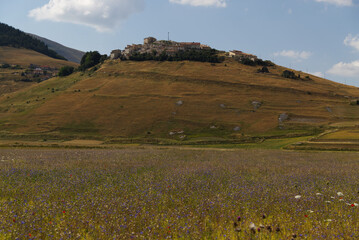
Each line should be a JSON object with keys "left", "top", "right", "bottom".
{"left": 0, "top": 46, "right": 78, "bottom": 68}
{"left": 0, "top": 22, "right": 66, "bottom": 60}
{"left": 28, "top": 34, "right": 85, "bottom": 64}
{"left": 0, "top": 47, "right": 78, "bottom": 95}
{"left": 0, "top": 58, "right": 359, "bottom": 143}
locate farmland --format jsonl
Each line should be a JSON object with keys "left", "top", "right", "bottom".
{"left": 1, "top": 148, "right": 359, "bottom": 239}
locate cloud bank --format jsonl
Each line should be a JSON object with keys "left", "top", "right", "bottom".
{"left": 328, "top": 60, "right": 359, "bottom": 77}
{"left": 274, "top": 50, "right": 312, "bottom": 61}
{"left": 344, "top": 34, "right": 359, "bottom": 51}
{"left": 29, "top": 0, "right": 145, "bottom": 32}
{"left": 169, "top": 0, "right": 227, "bottom": 7}
{"left": 315, "top": 0, "right": 353, "bottom": 6}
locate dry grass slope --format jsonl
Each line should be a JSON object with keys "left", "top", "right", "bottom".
{"left": 1, "top": 58, "right": 359, "bottom": 144}
{"left": 0, "top": 47, "right": 78, "bottom": 68}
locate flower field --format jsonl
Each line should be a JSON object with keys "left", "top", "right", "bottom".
{"left": 1, "top": 148, "right": 359, "bottom": 239}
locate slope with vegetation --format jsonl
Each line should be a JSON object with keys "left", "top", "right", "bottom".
{"left": 0, "top": 46, "right": 78, "bottom": 95}
{"left": 28, "top": 33, "right": 85, "bottom": 64}
{"left": 0, "top": 22, "right": 66, "bottom": 60}
{"left": 0, "top": 57, "right": 359, "bottom": 147}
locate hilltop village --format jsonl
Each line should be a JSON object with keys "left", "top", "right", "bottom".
{"left": 110, "top": 37, "right": 258, "bottom": 61}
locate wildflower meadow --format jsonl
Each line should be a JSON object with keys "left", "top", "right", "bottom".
{"left": 1, "top": 148, "right": 359, "bottom": 239}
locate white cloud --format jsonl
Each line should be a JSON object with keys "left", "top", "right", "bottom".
{"left": 310, "top": 72, "right": 325, "bottom": 77}
{"left": 274, "top": 50, "right": 312, "bottom": 60}
{"left": 29, "top": 0, "right": 145, "bottom": 32}
{"left": 315, "top": 0, "right": 353, "bottom": 6}
{"left": 169, "top": 0, "right": 227, "bottom": 7}
{"left": 344, "top": 34, "right": 359, "bottom": 51}
{"left": 327, "top": 60, "right": 359, "bottom": 77}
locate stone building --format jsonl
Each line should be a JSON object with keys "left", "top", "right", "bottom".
{"left": 229, "top": 50, "right": 258, "bottom": 61}
{"left": 110, "top": 50, "right": 122, "bottom": 60}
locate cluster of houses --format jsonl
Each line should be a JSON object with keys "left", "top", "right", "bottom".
{"left": 29, "top": 64, "right": 57, "bottom": 75}
{"left": 228, "top": 50, "right": 258, "bottom": 61}
{"left": 111, "top": 37, "right": 212, "bottom": 60}
{"left": 110, "top": 37, "right": 258, "bottom": 61}
{"left": 23, "top": 64, "right": 59, "bottom": 81}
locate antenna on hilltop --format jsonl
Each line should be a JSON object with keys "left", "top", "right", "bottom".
{"left": 168, "top": 32, "right": 170, "bottom": 41}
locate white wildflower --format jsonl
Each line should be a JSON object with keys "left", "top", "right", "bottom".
{"left": 337, "top": 192, "right": 344, "bottom": 197}
{"left": 316, "top": 193, "right": 323, "bottom": 196}
{"left": 295, "top": 195, "right": 302, "bottom": 199}
{"left": 324, "top": 219, "right": 332, "bottom": 222}
{"left": 325, "top": 201, "right": 332, "bottom": 204}
{"left": 249, "top": 222, "right": 256, "bottom": 230}
{"left": 307, "top": 210, "right": 314, "bottom": 213}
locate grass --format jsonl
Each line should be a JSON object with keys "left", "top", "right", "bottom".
{"left": 196, "top": 136, "right": 312, "bottom": 149}
{"left": 1, "top": 59, "right": 359, "bottom": 141}
{"left": 1, "top": 148, "right": 359, "bottom": 239}
{"left": 318, "top": 130, "right": 359, "bottom": 141}
{"left": 0, "top": 47, "right": 78, "bottom": 68}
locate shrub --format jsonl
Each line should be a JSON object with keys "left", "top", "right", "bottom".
{"left": 1, "top": 63, "right": 10, "bottom": 68}
{"left": 258, "top": 66, "right": 269, "bottom": 73}
{"left": 58, "top": 66, "right": 74, "bottom": 77}
{"left": 240, "top": 57, "right": 256, "bottom": 66}
{"left": 282, "top": 70, "right": 297, "bottom": 79}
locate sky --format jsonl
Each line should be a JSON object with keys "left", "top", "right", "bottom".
{"left": 1, "top": 0, "right": 359, "bottom": 86}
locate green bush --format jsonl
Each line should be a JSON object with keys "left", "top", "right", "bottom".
{"left": 258, "top": 66, "right": 269, "bottom": 73}
{"left": 58, "top": 66, "right": 74, "bottom": 77}
{"left": 1, "top": 63, "right": 10, "bottom": 68}
{"left": 282, "top": 70, "right": 297, "bottom": 79}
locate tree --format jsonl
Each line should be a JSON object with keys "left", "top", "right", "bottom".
{"left": 58, "top": 66, "right": 74, "bottom": 77}
{"left": 79, "top": 51, "right": 102, "bottom": 71}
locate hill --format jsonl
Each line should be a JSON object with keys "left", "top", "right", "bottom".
{"left": 0, "top": 46, "right": 78, "bottom": 95}
{"left": 0, "top": 46, "right": 78, "bottom": 68}
{"left": 28, "top": 34, "right": 85, "bottom": 64}
{"left": 0, "top": 22, "right": 66, "bottom": 60}
{"left": 0, "top": 58, "right": 359, "bottom": 147}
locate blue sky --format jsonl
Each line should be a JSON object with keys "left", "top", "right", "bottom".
{"left": 1, "top": 0, "right": 359, "bottom": 86}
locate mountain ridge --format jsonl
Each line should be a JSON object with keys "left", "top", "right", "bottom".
{"left": 27, "top": 33, "right": 85, "bottom": 64}
{"left": 0, "top": 22, "right": 67, "bottom": 61}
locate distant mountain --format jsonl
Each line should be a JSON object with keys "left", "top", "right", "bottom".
{"left": 28, "top": 34, "right": 85, "bottom": 64}
{"left": 0, "top": 22, "right": 66, "bottom": 61}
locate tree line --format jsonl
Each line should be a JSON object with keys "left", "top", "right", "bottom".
{"left": 0, "top": 22, "right": 66, "bottom": 60}
{"left": 59, "top": 51, "right": 108, "bottom": 76}
{"left": 128, "top": 49, "right": 224, "bottom": 63}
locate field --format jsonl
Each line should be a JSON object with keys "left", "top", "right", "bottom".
{"left": 1, "top": 148, "right": 359, "bottom": 239}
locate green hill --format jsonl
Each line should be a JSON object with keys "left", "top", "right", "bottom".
{"left": 0, "top": 22, "right": 66, "bottom": 61}
{"left": 1, "top": 58, "right": 359, "bottom": 146}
